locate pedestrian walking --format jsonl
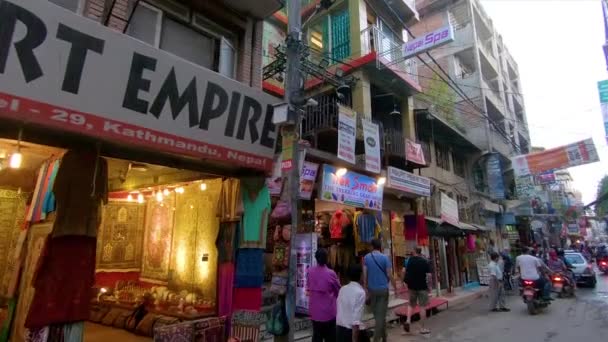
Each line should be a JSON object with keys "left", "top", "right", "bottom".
{"left": 402, "top": 247, "right": 431, "bottom": 335}
{"left": 363, "top": 239, "right": 395, "bottom": 342}
{"left": 308, "top": 248, "right": 341, "bottom": 342}
{"left": 336, "top": 264, "right": 367, "bottom": 342}
{"left": 488, "top": 252, "right": 510, "bottom": 312}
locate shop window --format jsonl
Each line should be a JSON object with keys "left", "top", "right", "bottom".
{"left": 453, "top": 152, "right": 466, "bottom": 178}
{"left": 49, "top": 0, "right": 82, "bottom": 13}
{"left": 307, "top": 9, "right": 351, "bottom": 63}
{"left": 126, "top": 1, "right": 237, "bottom": 78}
{"left": 435, "top": 143, "right": 451, "bottom": 171}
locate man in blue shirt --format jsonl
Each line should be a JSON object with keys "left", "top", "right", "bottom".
{"left": 363, "top": 239, "right": 396, "bottom": 342}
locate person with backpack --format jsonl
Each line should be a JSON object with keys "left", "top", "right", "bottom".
{"left": 363, "top": 239, "right": 396, "bottom": 342}
{"left": 402, "top": 247, "right": 431, "bottom": 335}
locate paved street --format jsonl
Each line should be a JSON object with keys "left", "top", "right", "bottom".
{"left": 387, "top": 271, "right": 608, "bottom": 341}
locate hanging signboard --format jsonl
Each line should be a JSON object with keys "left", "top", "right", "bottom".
{"left": 295, "top": 233, "right": 318, "bottom": 314}
{"left": 362, "top": 119, "right": 381, "bottom": 173}
{"left": 386, "top": 166, "right": 431, "bottom": 197}
{"left": 267, "top": 155, "right": 283, "bottom": 196}
{"left": 0, "top": 0, "right": 279, "bottom": 171}
{"left": 598, "top": 80, "right": 608, "bottom": 142}
{"left": 299, "top": 161, "right": 320, "bottom": 200}
{"left": 512, "top": 138, "right": 599, "bottom": 176}
{"left": 320, "top": 164, "right": 383, "bottom": 210}
{"left": 403, "top": 25, "right": 455, "bottom": 59}
{"left": 440, "top": 192, "right": 459, "bottom": 226}
{"left": 338, "top": 106, "right": 357, "bottom": 164}
{"left": 405, "top": 139, "right": 426, "bottom": 165}
{"left": 486, "top": 153, "right": 505, "bottom": 200}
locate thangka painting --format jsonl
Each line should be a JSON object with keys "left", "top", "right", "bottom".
{"left": 0, "top": 189, "right": 27, "bottom": 296}
{"left": 96, "top": 201, "right": 146, "bottom": 271}
{"left": 141, "top": 193, "right": 175, "bottom": 283}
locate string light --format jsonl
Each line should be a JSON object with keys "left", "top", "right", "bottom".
{"left": 156, "top": 190, "right": 163, "bottom": 202}
{"left": 9, "top": 152, "right": 22, "bottom": 169}
{"left": 137, "top": 193, "right": 144, "bottom": 204}
{"left": 175, "top": 187, "right": 185, "bottom": 194}
{"left": 200, "top": 183, "right": 207, "bottom": 191}
{"left": 163, "top": 189, "right": 170, "bottom": 196}
{"left": 127, "top": 194, "right": 133, "bottom": 202}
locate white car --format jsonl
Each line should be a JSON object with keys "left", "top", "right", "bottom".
{"left": 564, "top": 251, "right": 596, "bottom": 288}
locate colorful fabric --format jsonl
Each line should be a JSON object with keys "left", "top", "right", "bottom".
{"left": 354, "top": 211, "right": 380, "bottom": 252}
{"left": 231, "top": 310, "right": 263, "bottom": 342}
{"left": 235, "top": 249, "right": 264, "bottom": 288}
{"left": 329, "top": 210, "right": 351, "bottom": 239}
{"left": 217, "top": 178, "right": 241, "bottom": 222}
{"left": 416, "top": 215, "right": 429, "bottom": 246}
{"left": 41, "top": 160, "right": 60, "bottom": 218}
{"left": 26, "top": 163, "right": 47, "bottom": 222}
{"left": 240, "top": 182, "right": 270, "bottom": 249}
{"left": 0, "top": 298, "right": 16, "bottom": 342}
{"left": 62, "top": 322, "right": 83, "bottom": 342}
{"left": 31, "top": 161, "right": 50, "bottom": 222}
{"left": 153, "top": 321, "right": 193, "bottom": 342}
{"left": 25, "top": 327, "right": 49, "bottom": 342}
{"left": 217, "top": 222, "right": 239, "bottom": 263}
{"left": 135, "top": 313, "right": 159, "bottom": 337}
{"left": 272, "top": 242, "right": 289, "bottom": 269}
{"left": 233, "top": 288, "right": 262, "bottom": 311}
{"left": 218, "top": 262, "right": 235, "bottom": 317}
{"left": 47, "top": 325, "right": 64, "bottom": 342}
{"left": 193, "top": 316, "right": 226, "bottom": 342}
{"left": 25, "top": 236, "right": 96, "bottom": 329}
{"left": 403, "top": 215, "right": 417, "bottom": 240}
{"left": 152, "top": 316, "right": 180, "bottom": 333}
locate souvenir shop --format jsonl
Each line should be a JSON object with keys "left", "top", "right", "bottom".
{"left": 0, "top": 0, "right": 278, "bottom": 340}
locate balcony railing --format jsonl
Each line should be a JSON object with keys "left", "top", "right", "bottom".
{"left": 384, "top": 127, "right": 405, "bottom": 158}
{"left": 482, "top": 79, "right": 503, "bottom": 106}
{"left": 360, "top": 25, "right": 418, "bottom": 84}
{"left": 301, "top": 91, "right": 352, "bottom": 139}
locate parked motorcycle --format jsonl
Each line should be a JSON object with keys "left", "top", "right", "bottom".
{"left": 552, "top": 273, "right": 574, "bottom": 298}
{"left": 521, "top": 279, "right": 550, "bottom": 315}
{"left": 598, "top": 259, "right": 608, "bottom": 275}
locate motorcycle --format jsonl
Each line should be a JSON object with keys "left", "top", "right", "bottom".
{"left": 598, "top": 258, "right": 608, "bottom": 274}
{"left": 552, "top": 273, "right": 574, "bottom": 298}
{"left": 521, "top": 279, "right": 550, "bottom": 315}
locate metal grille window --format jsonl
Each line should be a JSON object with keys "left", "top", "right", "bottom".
{"left": 308, "top": 9, "right": 351, "bottom": 63}
{"left": 435, "top": 143, "right": 451, "bottom": 171}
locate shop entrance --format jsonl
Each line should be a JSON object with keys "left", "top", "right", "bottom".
{"left": 0, "top": 137, "right": 242, "bottom": 341}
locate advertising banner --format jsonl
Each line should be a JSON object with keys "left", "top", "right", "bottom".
{"left": 440, "top": 193, "right": 459, "bottom": 226}
{"left": 405, "top": 139, "right": 426, "bottom": 165}
{"left": 338, "top": 106, "right": 357, "bottom": 164}
{"left": 0, "top": 0, "right": 278, "bottom": 171}
{"left": 512, "top": 138, "right": 599, "bottom": 176}
{"left": 299, "top": 162, "right": 320, "bottom": 200}
{"left": 320, "top": 164, "right": 383, "bottom": 210}
{"left": 536, "top": 171, "right": 556, "bottom": 184}
{"left": 598, "top": 80, "right": 608, "bottom": 142}
{"left": 403, "top": 25, "right": 455, "bottom": 59}
{"left": 295, "top": 233, "right": 318, "bottom": 314}
{"left": 386, "top": 166, "right": 431, "bottom": 197}
{"left": 362, "top": 119, "right": 381, "bottom": 173}
{"left": 486, "top": 153, "right": 505, "bottom": 200}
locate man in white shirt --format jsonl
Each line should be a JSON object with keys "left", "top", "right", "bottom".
{"left": 488, "top": 252, "right": 509, "bottom": 312}
{"left": 516, "top": 247, "right": 552, "bottom": 300}
{"left": 337, "top": 264, "right": 366, "bottom": 342}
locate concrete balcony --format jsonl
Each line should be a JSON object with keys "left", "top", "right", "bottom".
{"left": 391, "top": 0, "right": 420, "bottom": 22}
{"left": 453, "top": 24, "right": 474, "bottom": 52}
{"left": 490, "top": 127, "right": 513, "bottom": 157}
{"left": 222, "top": 0, "right": 283, "bottom": 19}
{"left": 478, "top": 41, "right": 499, "bottom": 74}
{"left": 482, "top": 79, "right": 503, "bottom": 108}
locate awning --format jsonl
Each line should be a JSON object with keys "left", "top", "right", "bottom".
{"left": 425, "top": 217, "right": 468, "bottom": 237}
{"left": 459, "top": 222, "right": 479, "bottom": 231}
{"left": 472, "top": 224, "right": 492, "bottom": 231}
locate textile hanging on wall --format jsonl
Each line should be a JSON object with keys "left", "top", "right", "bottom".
{"left": 170, "top": 180, "right": 221, "bottom": 302}
{"left": 140, "top": 193, "right": 175, "bottom": 283}
{"left": 217, "top": 178, "right": 241, "bottom": 222}
{"left": 96, "top": 201, "right": 146, "bottom": 271}
{"left": 240, "top": 180, "right": 270, "bottom": 249}
{"left": 11, "top": 223, "right": 53, "bottom": 342}
{"left": 0, "top": 189, "right": 27, "bottom": 296}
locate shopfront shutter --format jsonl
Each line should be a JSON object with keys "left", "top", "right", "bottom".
{"left": 330, "top": 10, "right": 350, "bottom": 62}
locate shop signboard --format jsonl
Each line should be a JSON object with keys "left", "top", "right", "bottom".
{"left": 362, "top": 119, "right": 381, "bottom": 173}
{"left": 295, "top": 233, "right": 318, "bottom": 314}
{"left": 0, "top": 0, "right": 278, "bottom": 172}
{"left": 337, "top": 106, "right": 357, "bottom": 164}
{"left": 440, "top": 193, "right": 459, "bottom": 226}
{"left": 567, "top": 221, "right": 580, "bottom": 234}
{"left": 320, "top": 164, "right": 383, "bottom": 210}
{"left": 486, "top": 153, "right": 505, "bottom": 200}
{"left": 299, "top": 161, "right": 319, "bottom": 200}
{"left": 598, "top": 80, "right": 608, "bottom": 142}
{"left": 512, "top": 138, "right": 599, "bottom": 176}
{"left": 403, "top": 25, "right": 454, "bottom": 59}
{"left": 405, "top": 139, "right": 426, "bottom": 165}
{"left": 386, "top": 166, "right": 431, "bottom": 197}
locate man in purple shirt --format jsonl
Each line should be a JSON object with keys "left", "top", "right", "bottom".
{"left": 307, "top": 248, "right": 341, "bottom": 342}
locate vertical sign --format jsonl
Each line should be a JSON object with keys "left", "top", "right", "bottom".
{"left": 486, "top": 153, "right": 505, "bottom": 200}
{"left": 362, "top": 119, "right": 381, "bottom": 173}
{"left": 598, "top": 80, "right": 608, "bottom": 143}
{"left": 440, "top": 193, "right": 459, "bottom": 226}
{"left": 338, "top": 106, "right": 357, "bottom": 164}
{"left": 281, "top": 131, "right": 295, "bottom": 172}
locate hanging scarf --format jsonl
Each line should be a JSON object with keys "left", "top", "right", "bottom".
{"left": 403, "top": 215, "right": 417, "bottom": 241}
{"left": 416, "top": 215, "right": 428, "bottom": 246}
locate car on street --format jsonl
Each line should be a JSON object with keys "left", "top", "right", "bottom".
{"left": 564, "top": 251, "right": 596, "bottom": 288}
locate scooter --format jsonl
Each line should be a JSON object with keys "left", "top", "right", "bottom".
{"left": 521, "top": 279, "right": 550, "bottom": 315}
{"left": 598, "top": 259, "right": 608, "bottom": 274}
{"left": 552, "top": 273, "right": 574, "bottom": 298}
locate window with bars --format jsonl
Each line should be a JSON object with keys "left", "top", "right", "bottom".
{"left": 435, "top": 143, "right": 451, "bottom": 171}
{"left": 126, "top": 1, "right": 237, "bottom": 78}
{"left": 308, "top": 9, "right": 351, "bottom": 64}
{"left": 453, "top": 152, "right": 466, "bottom": 178}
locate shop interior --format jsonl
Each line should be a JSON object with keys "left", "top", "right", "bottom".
{"left": 0, "top": 136, "right": 242, "bottom": 341}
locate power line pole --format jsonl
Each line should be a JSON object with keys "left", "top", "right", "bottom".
{"left": 284, "top": 0, "right": 302, "bottom": 341}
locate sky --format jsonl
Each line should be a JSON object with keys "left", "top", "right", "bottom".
{"left": 481, "top": 0, "right": 607, "bottom": 204}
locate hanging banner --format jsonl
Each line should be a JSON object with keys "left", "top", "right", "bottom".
{"left": 267, "top": 155, "right": 283, "bottom": 196}
{"left": 386, "top": 166, "right": 431, "bottom": 197}
{"left": 486, "top": 153, "right": 505, "bottom": 200}
{"left": 320, "top": 164, "right": 383, "bottom": 210}
{"left": 281, "top": 131, "right": 296, "bottom": 172}
{"left": 511, "top": 138, "right": 599, "bottom": 176}
{"left": 295, "top": 233, "right": 318, "bottom": 314}
{"left": 440, "top": 193, "right": 459, "bottom": 226}
{"left": 536, "top": 171, "right": 556, "bottom": 185}
{"left": 0, "top": 0, "right": 278, "bottom": 171}
{"left": 299, "top": 161, "right": 320, "bottom": 200}
{"left": 338, "top": 106, "right": 357, "bottom": 164}
{"left": 598, "top": 80, "right": 608, "bottom": 142}
{"left": 362, "top": 119, "right": 381, "bottom": 173}
{"left": 405, "top": 139, "right": 426, "bottom": 165}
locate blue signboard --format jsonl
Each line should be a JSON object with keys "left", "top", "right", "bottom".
{"left": 487, "top": 153, "right": 505, "bottom": 200}
{"left": 320, "top": 164, "right": 383, "bottom": 210}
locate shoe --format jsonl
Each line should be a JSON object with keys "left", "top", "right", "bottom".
{"left": 403, "top": 322, "right": 410, "bottom": 333}
{"left": 491, "top": 308, "right": 500, "bottom": 312}
{"left": 499, "top": 308, "right": 511, "bottom": 312}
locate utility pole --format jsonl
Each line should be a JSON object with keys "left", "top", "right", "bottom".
{"left": 284, "top": 0, "right": 302, "bottom": 341}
